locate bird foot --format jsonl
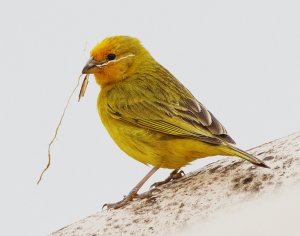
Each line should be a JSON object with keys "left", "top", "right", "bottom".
{"left": 102, "top": 188, "right": 159, "bottom": 210}
{"left": 150, "top": 169, "right": 185, "bottom": 189}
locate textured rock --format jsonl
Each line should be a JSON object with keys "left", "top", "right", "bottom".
{"left": 52, "top": 132, "right": 300, "bottom": 236}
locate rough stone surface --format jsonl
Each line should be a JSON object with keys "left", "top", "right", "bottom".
{"left": 52, "top": 132, "right": 300, "bottom": 236}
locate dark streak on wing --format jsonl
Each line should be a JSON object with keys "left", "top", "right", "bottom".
{"left": 169, "top": 98, "right": 236, "bottom": 144}
{"left": 219, "top": 134, "right": 236, "bottom": 144}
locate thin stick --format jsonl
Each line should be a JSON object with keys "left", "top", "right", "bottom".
{"left": 78, "top": 75, "right": 89, "bottom": 102}
{"left": 37, "top": 74, "right": 84, "bottom": 184}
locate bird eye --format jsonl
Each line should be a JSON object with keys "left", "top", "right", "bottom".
{"left": 107, "top": 53, "right": 116, "bottom": 61}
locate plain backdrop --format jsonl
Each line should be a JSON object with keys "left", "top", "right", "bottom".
{"left": 1, "top": 0, "right": 300, "bottom": 235}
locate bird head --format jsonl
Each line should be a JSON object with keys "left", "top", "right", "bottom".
{"left": 82, "top": 36, "right": 151, "bottom": 87}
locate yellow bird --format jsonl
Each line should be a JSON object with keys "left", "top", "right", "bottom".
{"left": 82, "top": 36, "right": 268, "bottom": 209}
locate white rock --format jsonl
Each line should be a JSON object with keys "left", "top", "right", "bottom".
{"left": 52, "top": 132, "right": 300, "bottom": 236}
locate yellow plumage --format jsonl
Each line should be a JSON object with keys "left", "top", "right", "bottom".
{"left": 82, "top": 36, "right": 268, "bottom": 208}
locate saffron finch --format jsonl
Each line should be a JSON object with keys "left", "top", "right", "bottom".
{"left": 82, "top": 36, "right": 268, "bottom": 209}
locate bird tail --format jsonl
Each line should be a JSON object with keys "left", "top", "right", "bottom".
{"left": 222, "top": 145, "right": 270, "bottom": 168}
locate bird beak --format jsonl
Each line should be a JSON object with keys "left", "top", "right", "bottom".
{"left": 82, "top": 58, "right": 102, "bottom": 74}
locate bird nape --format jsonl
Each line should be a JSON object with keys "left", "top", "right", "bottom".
{"left": 81, "top": 35, "right": 269, "bottom": 209}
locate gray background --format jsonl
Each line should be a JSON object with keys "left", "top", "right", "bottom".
{"left": 1, "top": 0, "right": 300, "bottom": 235}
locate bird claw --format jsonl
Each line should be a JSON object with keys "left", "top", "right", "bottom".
{"left": 102, "top": 195, "right": 135, "bottom": 210}
{"left": 173, "top": 170, "right": 185, "bottom": 178}
{"left": 135, "top": 188, "right": 161, "bottom": 199}
{"left": 150, "top": 169, "right": 185, "bottom": 189}
{"left": 102, "top": 188, "right": 160, "bottom": 210}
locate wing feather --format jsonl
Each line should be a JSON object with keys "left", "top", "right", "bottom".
{"left": 105, "top": 67, "right": 236, "bottom": 145}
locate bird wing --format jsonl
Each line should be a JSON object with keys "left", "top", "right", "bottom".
{"left": 105, "top": 70, "right": 235, "bottom": 145}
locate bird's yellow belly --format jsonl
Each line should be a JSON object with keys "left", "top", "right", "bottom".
{"left": 99, "top": 109, "right": 223, "bottom": 169}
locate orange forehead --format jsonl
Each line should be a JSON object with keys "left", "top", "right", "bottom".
{"left": 90, "top": 39, "right": 112, "bottom": 61}
{"left": 89, "top": 36, "right": 141, "bottom": 61}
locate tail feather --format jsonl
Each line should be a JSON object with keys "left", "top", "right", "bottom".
{"left": 225, "top": 145, "right": 270, "bottom": 168}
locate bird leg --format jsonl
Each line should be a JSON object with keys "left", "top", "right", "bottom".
{"left": 150, "top": 169, "right": 185, "bottom": 189}
{"left": 103, "top": 167, "right": 159, "bottom": 210}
